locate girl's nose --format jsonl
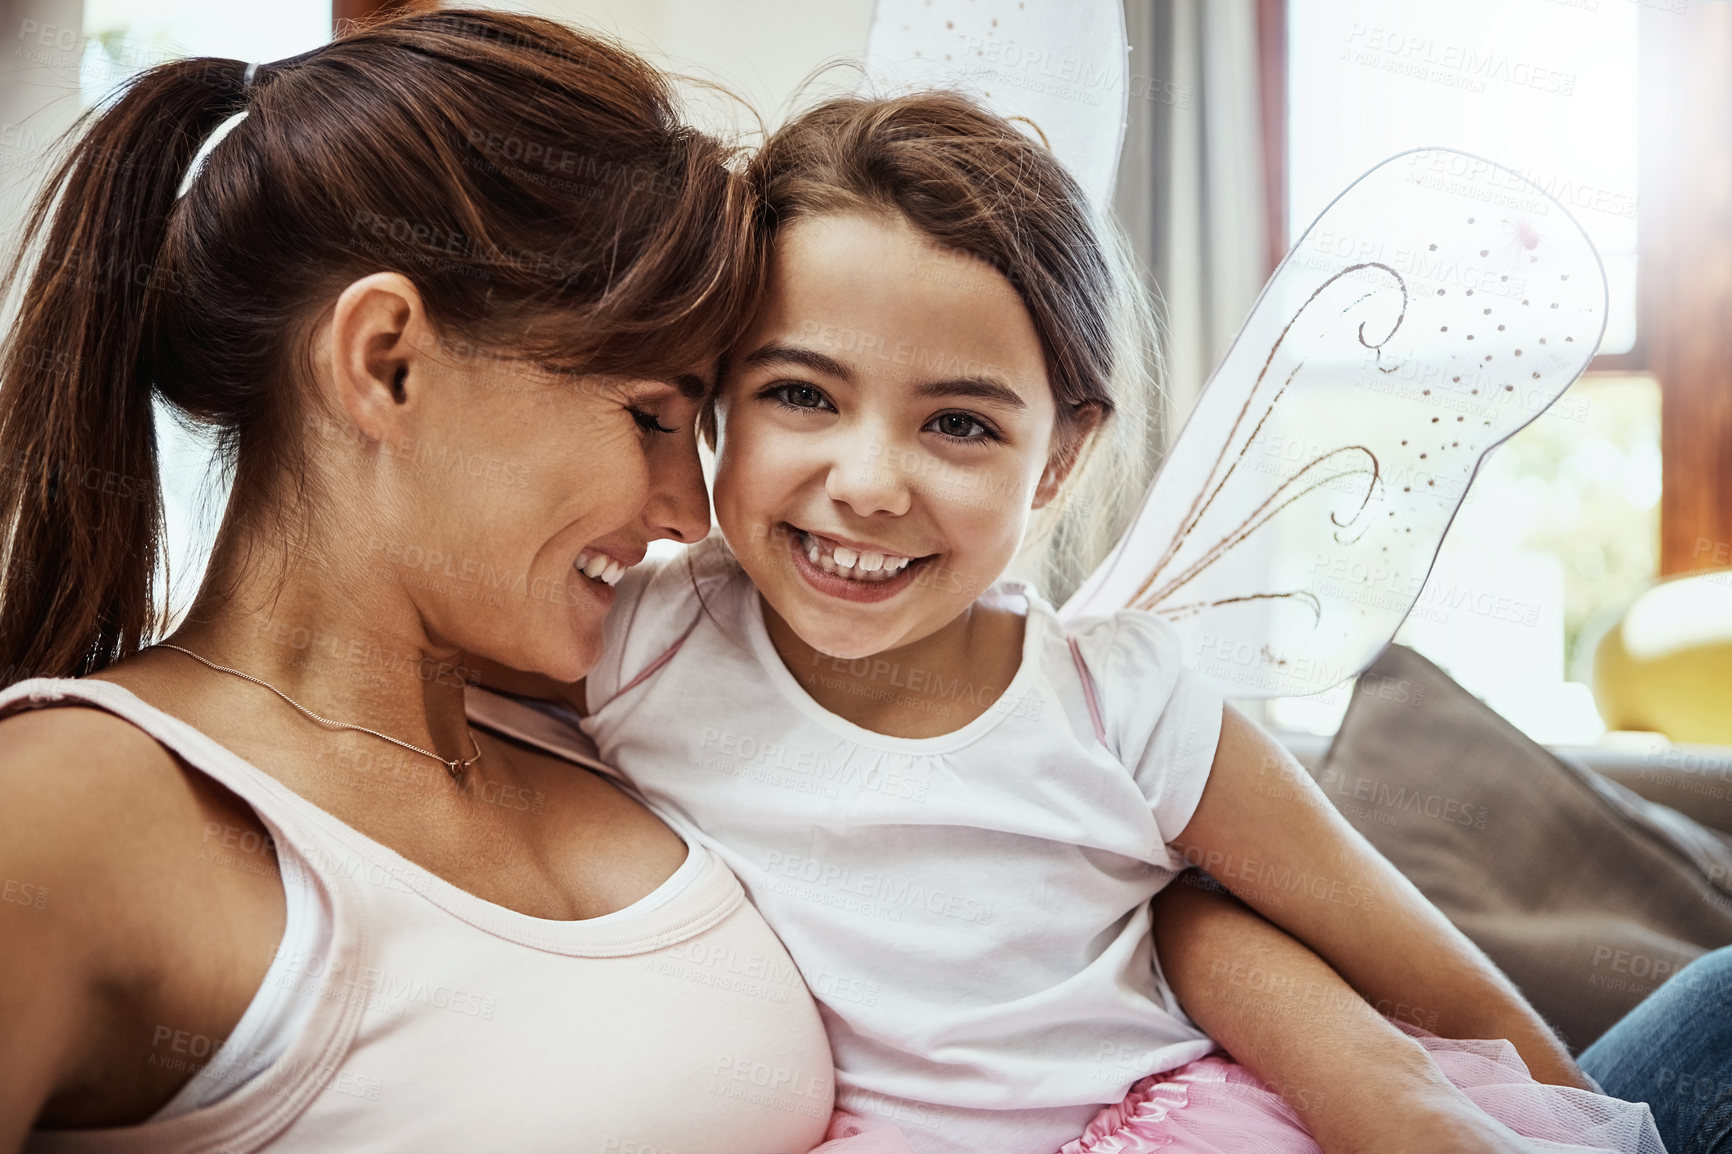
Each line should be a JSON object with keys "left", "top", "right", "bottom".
{"left": 824, "top": 435, "right": 912, "bottom": 518}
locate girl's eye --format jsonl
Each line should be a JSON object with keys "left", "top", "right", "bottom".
{"left": 926, "top": 411, "right": 997, "bottom": 442}
{"left": 631, "top": 407, "right": 677, "bottom": 435}
{"left": 764, "top": 383, "right": 836, "bottom": 412}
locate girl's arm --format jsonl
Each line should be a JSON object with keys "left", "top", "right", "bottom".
{"left": 1151, "top": 877, "right": 1539, "bottom": 1154}
{"left": 463, "top": 657, "right": 589, "bottom": 714}
{"left": 1169, "top": 706, "right": 1589, "bottom": 1090}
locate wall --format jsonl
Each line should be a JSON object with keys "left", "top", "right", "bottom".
{"left": 468, "top": 0, "right": 877, "bottom": 137}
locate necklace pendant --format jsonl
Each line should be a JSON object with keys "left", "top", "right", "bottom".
{"left": 156, "top": 642, "right": 484, "bottom": 786}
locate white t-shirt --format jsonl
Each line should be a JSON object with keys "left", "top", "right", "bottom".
{"left": 583, "top": 539, "right": 1226, "bottom": 1154}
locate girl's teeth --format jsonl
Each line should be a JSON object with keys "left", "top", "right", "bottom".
{"left": 797, "top": 531, "right": 915, "bottom": 582}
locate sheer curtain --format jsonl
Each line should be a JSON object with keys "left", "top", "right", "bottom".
{"left": 1113, "top": 0, "right": 1270, "bottom": 434}
{"left": 1039, "top": 0, "right": 1275, "bottom": 702}
{"left": 1038, "top": 0, "right": 1273, "bottom": 606}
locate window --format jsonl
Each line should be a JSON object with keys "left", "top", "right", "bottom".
{"left": 83, "top": 1, "right": 329, "bottom": 106}
{"left": 1270, "top": 373, "right": 1661, "bottom": 743}
{"left": 1273, "top": 0, "right": 1657, "bottom": 743}
{"left": 1288, "top": 0, "right": 1638, "bottom": 354}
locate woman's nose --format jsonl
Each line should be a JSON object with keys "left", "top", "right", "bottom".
{"left": 644, "top": 425, "right": 712, "bottom": 543}
{"left": 824, "top": 434, "right": 912, "bottom": 518}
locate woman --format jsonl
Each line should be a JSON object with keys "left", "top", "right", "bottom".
{"left": 0, "top": 10, "right": 861, "bottom": 1151}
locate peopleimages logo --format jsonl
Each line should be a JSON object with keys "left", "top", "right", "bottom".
{"left": 1342, "top": 24, "right": 1579, "bottom": 96}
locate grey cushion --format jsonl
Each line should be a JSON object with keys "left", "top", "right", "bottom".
{"left": 1313, "top": 644, "right": 1732, "bottom": 1052}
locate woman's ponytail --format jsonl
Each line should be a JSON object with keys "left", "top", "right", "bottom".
{"left": 0, "top": 58, "right": 248, "bottom": 680}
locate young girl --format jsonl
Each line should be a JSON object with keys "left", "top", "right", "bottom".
{"left": 562, "top": 94, "right": 1663, "bottom": 1153}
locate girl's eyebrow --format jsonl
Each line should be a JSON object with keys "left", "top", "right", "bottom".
{"left": 739, "top": 341, "right": 852, "bottom": 380}
{"left": 741, "top": 341, "right": 1026, "bottom": 410}
{"left": 913, "top": 377, "right": 1026, "bottom": 410}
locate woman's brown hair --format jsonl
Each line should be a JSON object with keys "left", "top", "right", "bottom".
{"left": 744, "top": 92, "right": 1163, "bottom": 598}
{"left": 0, "top": 9, "right": 759, "bottom": 681}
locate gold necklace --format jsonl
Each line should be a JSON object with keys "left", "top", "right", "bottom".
{"left": 156, "top": 643, "right": 482, "bottom": 782}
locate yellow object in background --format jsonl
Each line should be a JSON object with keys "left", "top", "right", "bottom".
{"left": 1594, "top": 570, "right": 1732, "bottom": 744}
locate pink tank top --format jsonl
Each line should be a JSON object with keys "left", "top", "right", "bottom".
{"left": 3, "top": 678, "right": 836, "bottom": 1154}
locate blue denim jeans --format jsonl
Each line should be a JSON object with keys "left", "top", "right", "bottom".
{"left": 1582, "top": 946, "right": 1732, "bottom": 1153}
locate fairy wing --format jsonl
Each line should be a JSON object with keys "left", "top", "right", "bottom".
{"left": 863, "top": 0, "right": 1128, "bottom": 212}
{"left": 1058, "top": 149, "right": 1609, "bottom": 697}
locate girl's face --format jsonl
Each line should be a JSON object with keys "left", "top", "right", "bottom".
{"left": 715, "top": 212, "right": 1061, "bottom": 660}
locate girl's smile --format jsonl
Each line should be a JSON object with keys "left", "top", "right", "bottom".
{"left": 783, "top": 524, "right": 931, "bottom": 602}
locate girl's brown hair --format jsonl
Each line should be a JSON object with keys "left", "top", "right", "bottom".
{"left": 0, "top": 9, "right": 759, "bottom": 681}
{"left": 747, "top": 92, "right": 1116, "bottom": 434}
{"left": 745, "top": 92, "right": 1162, "bottom": 597}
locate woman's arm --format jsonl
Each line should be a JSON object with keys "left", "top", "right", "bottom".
{"left": 1152, "top": 877, "right": 1538, "bottom": 1154}
{"left": 1169, "top": 705, "right": 1587, "bottom": 1090}
{"left": 0, "top": 708, "right": 283, "bottom": 1144}
{"left": 0, "top": 711, "right": 138, "bottom": 1147}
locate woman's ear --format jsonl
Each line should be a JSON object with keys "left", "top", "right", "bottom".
{"left": 320, "top": 272, "right": 431, "bottom": 441}
{"left": 1033, "top": 403, "right": 1105, "bottom": 509}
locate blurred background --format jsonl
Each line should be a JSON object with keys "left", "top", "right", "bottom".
{"left": 1, "top": 0, "right": 1726, "bottom": 748}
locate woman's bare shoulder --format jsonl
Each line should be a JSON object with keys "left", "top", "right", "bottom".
{"left": 0, "top": 706, "right": 209, "bottom": 942}
{"left": 0, "top": 703, "right": 286, "bottom": 1131}
{"left": 0, "top": 702, "right": 276, "bottom": 965}
{"left": 0, "top": 704, "right": 193, "bottom": 832}
{"left": 2, "top": 698, "right": 185, "bottom": 793}
{"left": 0, "top": 707, "right": 191, "bottom": 1121}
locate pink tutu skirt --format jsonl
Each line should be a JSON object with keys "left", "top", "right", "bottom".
{"left": 1061, "top": 1026, "right": 1665, "bottom": 1154}
{"left": 811, "top": 1110, "right": 920, "bottom": 1153}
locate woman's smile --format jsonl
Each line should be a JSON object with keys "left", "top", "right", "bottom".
{"left": 572, "top": 549, "right": 632, "bottom": 587}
